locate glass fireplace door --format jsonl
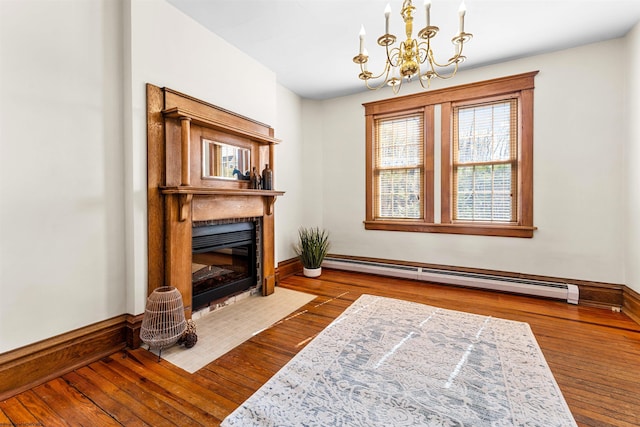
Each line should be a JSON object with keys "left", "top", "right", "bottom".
{"left": 192, "top": 222, "right": 256, "bottom": 309}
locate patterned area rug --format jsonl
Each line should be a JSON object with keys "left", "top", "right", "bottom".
{"left": 222, "top": 294, "right": 577, "bottom": 427}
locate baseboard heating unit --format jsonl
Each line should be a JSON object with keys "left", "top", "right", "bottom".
{"left": 321, "top": 257, "right": 579, "bottom": 304}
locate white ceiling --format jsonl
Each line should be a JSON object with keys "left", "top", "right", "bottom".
{"left": 167, "top": 0, "right": 640, "bottom": 100}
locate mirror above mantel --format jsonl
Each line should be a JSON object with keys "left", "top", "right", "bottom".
{"left": 202, "top": 139, "right": 251, "bottom": 181}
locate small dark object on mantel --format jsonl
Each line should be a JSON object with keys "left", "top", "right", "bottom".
{"left": 177, "top": 319, "right": 198, "bottom": 349}
{"left": 250, "top": 166, "right": 262, "bottom": 189}
{"left": 261, "top": 164, "right": 273, "bottom": 190}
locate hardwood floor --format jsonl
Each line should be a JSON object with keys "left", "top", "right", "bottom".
{"left": 2, "top": 269, "right": 640, "bottom": 426}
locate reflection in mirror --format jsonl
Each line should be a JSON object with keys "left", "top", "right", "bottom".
{"left": 202, "top": 139, "right": 251, "bottom": 180}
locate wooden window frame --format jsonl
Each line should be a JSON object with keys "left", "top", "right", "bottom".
{"left": 373, "top": 110, "right": 425, "bottom": 220}
{"left": 369, "top": 108, "right": 434, "bottom": 223}
{"left": 363, "top": 71, "right": 538, "bottom": 238}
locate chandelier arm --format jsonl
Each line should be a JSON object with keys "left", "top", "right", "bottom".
{"left": 366, "top": 79, "right": 392, "bottom": 91}
{"left": 391, "top": 78, "right": 403, "bottom": 94}
{"left": 361, "top": 60, "right": 393, "bottom": 82}
{"left": 364, "top": 62, "right": 396, "bottom": 91}
{"left": 427, "top": 43, "right": 466, "bottom": 69}
{"left": 423, "top": 59, "right": 460, "bottom": 80}
{"left": 417, "top": 43, "right": 430, "bottom": 64}
{"left": 418, "top": 75, "right": 430, "bottom": 89}
{"left": 428, "top": 57, "right": 459, "bottom": 69}
{"left": 365, "top": 70, "right": 398, "bottom": 90}
{"left": 385, "top": 45, "right": 401, "bottom": 68}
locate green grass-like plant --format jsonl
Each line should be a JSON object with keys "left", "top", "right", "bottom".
{"left": 295, "top": 227, "right": 330, "bottom": 269}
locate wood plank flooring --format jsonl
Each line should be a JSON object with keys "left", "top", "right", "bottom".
{"left": 2, "top": 269, "right": 640, "bottom": 426}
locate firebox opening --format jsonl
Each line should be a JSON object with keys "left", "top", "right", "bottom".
{"left": 192, "top": 221, "right": 257, "bottom": 310}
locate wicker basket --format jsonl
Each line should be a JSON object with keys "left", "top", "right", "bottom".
{"left": 140, "top": 286, "right": 187, "bottom": 354}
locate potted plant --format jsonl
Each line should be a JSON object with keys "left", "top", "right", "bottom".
{"left": 295, "top": 227, "right": 330, "bottom": 277}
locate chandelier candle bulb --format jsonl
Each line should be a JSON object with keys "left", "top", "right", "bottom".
{"left": 425, "top": 0, "right": 431, "bottom": 27}
{"left": 385, "top": 4, "right": 391, "bottom": 34}
{"left": 359, "top": 25, "right": 366, "bottom": 54}
{"left": 459, "top": 1, "right": 466, "bottom": 33}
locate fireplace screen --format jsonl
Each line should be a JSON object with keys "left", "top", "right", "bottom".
{"left": 192, "top": 222, "right": 256, "bottom": 309}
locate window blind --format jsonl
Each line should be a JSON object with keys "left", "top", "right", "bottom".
{"left": 452, "top": 99, "right": 518, "bottom": 222}
{"left": 374, "top": 113, "right": 424, "bottom": 219}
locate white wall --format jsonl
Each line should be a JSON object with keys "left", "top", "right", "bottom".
{"left": 0, "top": 0, "right": 306, "bottom": 353}
{"left": 0, "top": 0, "right": 126, "bottom": 352}
{"left": 274, "top": 84, "right": 304, "bottom": 261}
{"left": 126, "top": 0, "right": 280, "bottom": 316}
{"left": 313, "top": 39, "right": 627, "bottom": 285}
{"left": 274, "top": 89, "right": 326, "bottom": 261}
{"left": 625, "top": 22, "right": 640, "bottom": 293}
{"left": 126, "top": 0, "right": 304, "bottom": 315}
{"left": 300, "top": 100, "right": 325, "bottom": 228}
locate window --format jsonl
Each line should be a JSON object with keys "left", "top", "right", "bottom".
{"left": 364, "top": 71, "right": 537, "bottom": 237}
{"left": 452, "top": 99, "right": 517, "bottom": 222}
{"left": 375, "top": 113, "right": 424, "bottom": 219}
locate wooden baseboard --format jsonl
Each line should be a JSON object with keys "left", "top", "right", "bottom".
{"left": 277, "top": 257, "right": 303, "bottom": 279}
{"left": 125, "top": 313, "right": 144, "bottom": 349}
{"left": 0, "top": 314, "right": 139, "bottom": 401}
{"left": 623, "top": 286, "right": 640, "bottom": 325}
{"left": 575, "top": 281, "right": 625, "bottom": 309}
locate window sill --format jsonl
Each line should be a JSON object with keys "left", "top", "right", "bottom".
{"left": 363, "top": 220, "right": 536, "bottom": 238}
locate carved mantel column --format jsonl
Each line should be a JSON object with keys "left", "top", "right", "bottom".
{"left": 180, "top": 117, "right": 191, "bottom": 186}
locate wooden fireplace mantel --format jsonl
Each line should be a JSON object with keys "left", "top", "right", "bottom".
{"left": 160, "top": 186, "right": 284, "bottom": 199}
{"left": 160, "top": 187, "right": 285, "bottom": 220}
{"left": 147, "top": 84, "right": 284, "bottom": 318}
{"left": 162, "top": 107, "right": 281, "bottom": 146}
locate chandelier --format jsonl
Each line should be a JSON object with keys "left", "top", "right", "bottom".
{"left": 353, "top": 0, "right": 472, "bottom": 94}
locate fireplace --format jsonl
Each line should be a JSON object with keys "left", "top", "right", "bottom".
{"left": 147, "top": 84, "right": 284, "bottom": 321}
{"left": 192, "top": 221, "right": 258, "bottom": 309}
